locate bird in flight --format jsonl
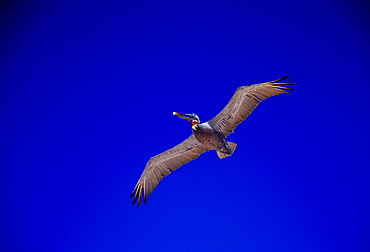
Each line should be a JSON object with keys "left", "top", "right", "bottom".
{"left": 131, "top": 76, "right": 294, "bottom": 206}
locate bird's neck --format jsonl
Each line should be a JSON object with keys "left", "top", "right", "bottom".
{"left": 190, "top": 120, "right": 199, "bottom": 131}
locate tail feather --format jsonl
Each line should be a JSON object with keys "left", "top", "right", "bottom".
{"left": 216, "top": 142, "right": 237, "bottom": 159}
{"left": 216, "top": 151, "right": 229, "bottom": 159}
{"left": 228, "top": 142, "right": 237, "bottom": 153}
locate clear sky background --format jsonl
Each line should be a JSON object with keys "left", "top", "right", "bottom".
{"left": 1, "top": 0, "right": 369, "bottom": 251}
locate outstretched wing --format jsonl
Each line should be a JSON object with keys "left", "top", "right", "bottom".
{"left": 130, "top": 134, "right": 208, "bottom": 206}
{"left": 208, "top": 76, "right": 294, "bottom": 137}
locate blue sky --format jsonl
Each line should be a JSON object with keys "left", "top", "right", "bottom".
{"left": 1, "top": 0, "right": 369, "bottom": 251}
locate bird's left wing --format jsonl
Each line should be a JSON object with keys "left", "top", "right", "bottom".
{"left": 130, "top": 134, "right": 208, "bottom": 206}
{"left": 208, "top": 76, "right": 294, "bottom": 137}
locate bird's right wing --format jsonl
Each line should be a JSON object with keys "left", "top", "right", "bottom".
{"left": 208, "top": 76, "right": 294, "bottom": 137}
{"left": 130, "top": 134, "right": 208, "bottom": 206}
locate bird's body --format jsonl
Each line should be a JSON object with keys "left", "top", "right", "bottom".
{"left": 131, "top": 76, "right": 294, "bottom": 206}
{"left": 192, "top": 122, "right": 236, "bottom": 158}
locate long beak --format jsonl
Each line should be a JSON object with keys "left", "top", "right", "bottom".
{"left": 173, "top": 112, "right": 193, "bottom": 121}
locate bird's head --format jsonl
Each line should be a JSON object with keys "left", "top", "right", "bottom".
{"left": 173, "top": 112, "right": 200, "bottom": 126}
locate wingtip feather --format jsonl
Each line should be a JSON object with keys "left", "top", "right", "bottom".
{"left": 272, "top": 75, "right": 291, "bottom": 83}
{"left": 274, "top": 86, "right": 294, "bottom": 91}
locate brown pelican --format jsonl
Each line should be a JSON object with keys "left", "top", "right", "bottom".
{"left": 131, "top": 76, "right": 294, "bottom": 206}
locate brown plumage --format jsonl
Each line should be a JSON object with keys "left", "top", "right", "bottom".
{"left": 130, "top": 76, "right": 294, "bottom": 206}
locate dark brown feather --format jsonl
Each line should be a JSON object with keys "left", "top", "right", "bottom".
{"left": 130, "top": 135, "right": 208, "bottom": 206}
{"left": 208, "top": 76, "right": 294, "bottom": 137}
